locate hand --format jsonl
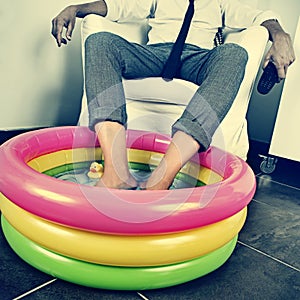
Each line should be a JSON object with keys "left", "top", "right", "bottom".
{"left": 263, "top": 31, "right": 296, "bottom": 80}
{"left": 51, "top": 5, "right": 78, "bottom": 47}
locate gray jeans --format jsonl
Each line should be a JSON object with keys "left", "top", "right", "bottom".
{"left": 85, "top": 32, "right": 248, "bottom": 151}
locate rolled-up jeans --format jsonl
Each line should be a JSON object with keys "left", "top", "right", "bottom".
{"left": 85, "top": 32, "right": 248, "bottom": 151}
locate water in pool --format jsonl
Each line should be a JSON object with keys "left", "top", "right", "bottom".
{"left": 50, "top": 162, "right": 204, "bottom": 189}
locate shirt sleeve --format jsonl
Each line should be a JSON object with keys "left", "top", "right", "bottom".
{"left": 220, "top": 0, "right": 281, "bottom": 29}
{"left": 105, "top": 0, "right": 155, "bottom": 22}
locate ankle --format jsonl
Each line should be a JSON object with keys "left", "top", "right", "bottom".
{"left": 98, "top": 172, "right": 137, "bottom": 189}
{"left": 145, "top": 177, "right": 173, "bottom": 190}
{"left": 104, "top": 164, "right": 132, "bottom": 181}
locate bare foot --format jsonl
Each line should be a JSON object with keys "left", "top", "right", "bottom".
{"left": 139, "top": 161, "right": 174, "bottom": 190}
{"left": 96, "top": 173, "right": 137, "bottom": 190}
{"left": 139, "top": 179, "right": 172, "bottom": 190}
{"left": 93, "top": 121, "right": 138, "bottom": 189}
{"left": 140, "top": 131, "right": 200, "bottom": 190}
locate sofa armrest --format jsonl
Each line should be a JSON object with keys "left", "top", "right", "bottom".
{"left": 81, "top": 14, "right": 150, "bottom": 45}
{"left": 214, "top": 26, "right": 269, "bottom": 158}
{"left": 224, "top": 26, "right": 269, "bottom": 108}
{"left": 225, "top": 26, "right": 269, "bottom": 67}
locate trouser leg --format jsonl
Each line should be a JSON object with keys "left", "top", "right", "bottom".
{"left": 85, "top": 33, "right": 248, "bottom": 152}
{"left": 84, "top": 32, "right": 169, "bottom": 130}
{"left": 173, "top": 43, "right": 249, "bottom": 151}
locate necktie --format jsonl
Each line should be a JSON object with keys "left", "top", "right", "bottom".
{"left": 162, "top": 0, "right": 195, "bottom": 81}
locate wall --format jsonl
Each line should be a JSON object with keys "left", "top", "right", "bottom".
{"left": 0, "top": 1, "right": 299, "bottom": 144}
{"left": 268, "top": 16, "right": 300, "bottom": 161}
{"left": 0, "top": 0, "right": 87, "bottom": 129}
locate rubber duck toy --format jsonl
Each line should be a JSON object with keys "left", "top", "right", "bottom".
{"left": 87, "top": 162, "right": 104, "bottom": 179}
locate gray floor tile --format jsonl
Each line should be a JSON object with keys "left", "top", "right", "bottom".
{"left": 239, "top": 199, "right": 300, "bottom": 270}
{"left": 0, "top": 229, "right": 53, "bottom": 300}
{"left": 22, "top": 280, "right": 139, "bottom": 300}
{"left": 141, "top": 244, "right": 300, "bottom": 300}
{"left": 254, "top": 175, "right": 300, "bottom": 215}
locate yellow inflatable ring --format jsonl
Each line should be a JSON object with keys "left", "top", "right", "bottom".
{"left": 0, "top": 194, "right": 247, "bottom": 266}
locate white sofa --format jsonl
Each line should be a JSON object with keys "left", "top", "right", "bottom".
{"left": 79, "top": 15, "right": 268, "bottom": 160}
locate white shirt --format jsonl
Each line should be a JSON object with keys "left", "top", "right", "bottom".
{"left": 105, "top": 0, "right": 279, "bottom": 49}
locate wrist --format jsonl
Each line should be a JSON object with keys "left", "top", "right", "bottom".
{"left": 261, "top": 19, "right": 285, "bottom": 42}
{"left": 70, "top": 1, "right": 107, "bottom": 18}
{"left": 69, "top": 4, "right": 83, "bottom": 18}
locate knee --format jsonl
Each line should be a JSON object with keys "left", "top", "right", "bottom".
{"left": 221, "top": 43, "right": 248, "bottom": 66}
{"left": 85, "top": 32, "right": 116, "bottom": 54}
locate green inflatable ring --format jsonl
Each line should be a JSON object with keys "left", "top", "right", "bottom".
{"left": 2, "top": 216, "right": 237, "bottom": 290}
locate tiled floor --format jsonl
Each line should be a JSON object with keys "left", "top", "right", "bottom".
{"left": 0, "top": 133, "right": 299, "bottom": 300}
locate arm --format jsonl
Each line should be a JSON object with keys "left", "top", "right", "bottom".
{"left": 51, "top": 1, "right": 107, "bottom": 47}
{"left": 261, "top": 19, "right": 296, "bottom": 79}
{"left": 220, "top": 1, "right": 295, "bottom": 79}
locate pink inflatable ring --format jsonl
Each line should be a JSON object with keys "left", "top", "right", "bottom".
{"left": 0, "top": 126, "right": 256, "bottom": 235}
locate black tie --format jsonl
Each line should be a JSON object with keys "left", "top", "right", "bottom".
{"left": 162, "top": 0, "right": 195, "bottom": 81}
